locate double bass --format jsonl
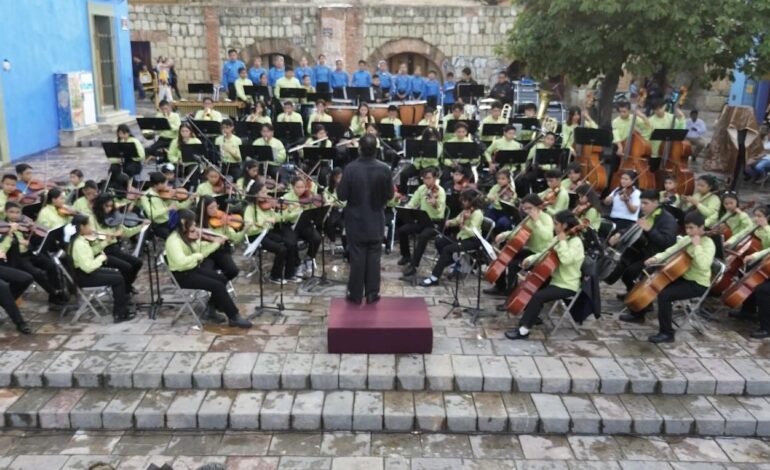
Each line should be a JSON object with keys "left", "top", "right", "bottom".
{"left": 574, "top": 92, "right": 607, "bottom": 193}
{"left": 611, "top": 89, "right": 655, "bottom": 190}
{"left": 656, "top": 87, "right": 694, "bottom": 195}
{"left": 712, "top": 232, "right": 762, "bottom": 296}
{"left": 624, "top": 240, "right": 692, "bottom": 312}
{"left": 721, "top": 255, "right": 770, "bottom": 309}
{"left": 485, "top": 216, "right": 532, "bottom": 283}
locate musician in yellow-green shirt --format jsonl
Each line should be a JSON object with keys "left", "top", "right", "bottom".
{"left": 214, "top": 119, "right": 242, "bottom": 180}
{"left": 648, "top": 100, "right": 686, "bottom": 157}
{"left": 478, "top": 101, "right": 508, "bottom": 144}
{"left": 682, "top": 175, "right": 721, "bottom": 228}
{"left": 731, "top": 206, "right": 770, "bottom": 339}
{"left": 612, "top": 101, "right": 650, "bottom": 153}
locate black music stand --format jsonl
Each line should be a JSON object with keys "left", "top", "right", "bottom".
{"left": 457, "top": 84, "right": 485, "bottom": 104}
{"left": 650, "top": 129, "right": 688, "bottom": 172}
{"left": 444, "top": 142, "right": 481, "bottom": 162}
{"left": 534, "top": 148, "right": 563, "bottom": 169}
{"left": 511, "top": 117, "right": 541, "bottom": 133}
{"left": 248, "top": 85, "right": 271, "bottom": 104}
{"left": 293, "top": 206, "right": 331, "bottom": 283}
{"left": 279, "top": 88, "right": 307, "bottom": 102}
{"left": 346, "top": 86, "right": 373, "bottom": 104}
{"left": 311, "top": 122, "right": 345, "bottom": 143}
{"left": 250, "top": 145, "right": 277, "bottom": 176}
{"left": 376, "top": 123, "right": 396, "bottom": 140}
{"left": 445, "top": 119, "right": 480, "bottom": 135}
{"left": 316, "top": 83, "right": 331, "bottom": 94}
{"left": 303, "top": 147, "right": 338, "bottom": 167}
{"left": 307, "top": 92, "right": 333, "bottom": 103}
{"left": 274, "top": 122, "right": 304, "bottom": 144}
{"left": 102, "top": 142, "right": 139, "bottom": 174}
{"left": 188, "top": 83, "right": 214, "bottom": 100}
{"left": 446, "top": 192, "right": 462, "bottom": 218}
{"left": 400, "top": 125, "right": 428, "bottom": 139}
{"left": 191, "top": 120, "right": 222, "bottom": 136}
{"left": 405, "top": 139, "right": 439, "bottom": 169}
{"left": 234, "top": 122, "right": 263, "bottom": 143}
{"left": 137, "top": 117, "right": 171, "bottom": 133}
{"left": 180, "top": 144, "right": 208, "bottom": 178}
{"left": 496, "top": 150, "right": 529, "bottom": 171}
{"left": 574, "top": 127, "right": 613, "bottom": 148}
{"left": 482, "top": 123, "right": 506, "bottom": 140}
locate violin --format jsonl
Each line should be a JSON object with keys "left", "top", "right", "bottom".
{"left": 258, "top": 196, "right": 276, "bottom": 211}
{"left": 624, "top": 239, "right": 693, "bottom": 311}
{"left": 57, "top": 206, "right": 80, "bottom": 217}
{"left": 157, "top": 187, "right": 191, "bottom": 202}
{"left": 27, "top": 179, "right": 57, "bottom": 192}
{"left": 721, "top": 254, "right": 770, "bottom": 309}
{"left": 542, "top": 187, "right": 560, "bottom": 207}
{"left": 18, "top": 216, "right": 49, "bottom": 238}
{"left": 188, "top": 227, "right": 228, "bottom": 243}
{"left": 103, "top": 211, "right": 147, "bottom": 228}
{"left": 485, "top": 215, "right": 532, "bottom": 283}
{"left": 425, "top": 185, "right": 440, "bottom": 208}
{"left": 300, "top": 192, "right": 324, "bottom": 208}
{"left": 209, "top": 210, "right": 244, "bottom": 231}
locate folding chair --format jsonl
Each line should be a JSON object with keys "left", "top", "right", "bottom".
{"left": 543, "top": 293, "right": 581, "bottom": 338}
{"left": 598, "top": 219, "right": 616, "bottom": 245}
{"left": 673, "top": 259, "right": 727, "bottom": 335}
{"left": 160, "top": 253, "right": 206, "bottom": 328}
{"left": 51, "top": 252, "right": 109, "bottom": 324}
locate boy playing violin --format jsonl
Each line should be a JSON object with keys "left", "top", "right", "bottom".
{"left": 538, "top": 170, "right": 570, "bottom": 216}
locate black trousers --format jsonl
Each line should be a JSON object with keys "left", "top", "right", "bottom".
{"left": 621, "top": 260, "right": 646, "bottom": 293}
{"left": 494, "top": 249, "right": 532, "bottom": 291}
{"left": 295, "top": 224, "right": 322, "bottom": 259}
{"left": 150, "top": 222, "right": 171, "bottom": 240}
{"left": 75, "top": 267, "right": 128, "bottom": 316}
{"left": 519, "top": 285, "right": 575, "bottom": 329}
{"left": 484, "top": 207, "right": 513, "bottom": 233}
{"left": 324, "top": 209, "right": 345, "bottom": 246}
{"left": 398, "top": 221, "right": 440, "bottom": 267}
{"left": 12, "top": 254, "right": 57, "bottom": 296}
{"left": 201, "top": 245, "right": 239, "bottom": 280}
{"left": 610, "top": 218, "right": 636, "bottom": 233}
{"left": 432, "top": 237, "right": 479, "bottom": 278}
{"left": 146, "top": 137, "right": 173, "bottom": 158}
{"left": 0, "top": 264, "right": 31, "bottom": 324}
{"left": 254, "top": 230, "right": 297, "bottom": 279}
{"left": 104, "top": 244, "right": 143, "bottom": 285}
{"left": 109, "top": 161, "right": 142, "bottom": 179}
{"left": 347, "top": 240, "right": 382, "bottom": 299}
{"left": 173, "top": 267, "right": 238, "bottom": 318}
{"left": 741, "top": 280, "right": 770, "bottom": 330}
{"left": 646, "top": 278, "right": 706, "bottom": 336}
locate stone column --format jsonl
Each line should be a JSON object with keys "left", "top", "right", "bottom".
{"left": 204, "top": 6, "right": 221, "bottom": 83}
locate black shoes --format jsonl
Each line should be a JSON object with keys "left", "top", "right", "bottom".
{"left": 402, "top": 265, "right": 417, "bottom": 277}
{"left": 504, "top": 328, "right": 529, "bottom": 340}
{"left": 615, "top": 293, "right": 627, "bottom": 301}
{"left": 366, "top": 293, "right": 380, "bottom": 304}
{"left": 750, "top": 330, "right": 770, "bottom": 339}
{"left": 483, "top": 286, "right": 507, "bottom": 296}
{"left": 202, "top": 305, "right": 226, "bottom": 324}
{"left": 397, "top": 256, "right": 411, "bottom": 266}
{"left": 228, "top": 315, "right": 252, "bottom": 328}
{"left": 15, "top": 322, "right": 32, "bottom": 335}
{"left": 648, "top": 332, "right": 675, "bottom": 344}
{"left": 618, "top": 313, "right": 645, "bottom": 324}
{"left": 346, "top": 295, "right": 362, "bottom": 305}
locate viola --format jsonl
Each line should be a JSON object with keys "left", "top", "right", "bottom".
{"left": 574, "top": 91, "right": 608, "bottom": 192}
{"left": 655, "top": 87, "right": 694, "bottom": 196}
{"left": 258, "top": 196, "right": 276, "bottom": 211}
{"left": 542, "top": 187, "right": 560, "bottom": 207}
{"left": 19, "top": 216, "right": 49, "bottom": 238}
{"left": 624, "top": 240, "right": 693, "bottom": 311}
{"left": 611, "top": 89, "right": 656, "bottom": 190}
{"left": 157, "top": 187, "right": 190, "bottom": 202}
{"left": 57, "top": 206, "right": 80, "bottom": 217}
{"left": 27, "top": 179, "right": 57, "bottom": 192}
{"left": 300, "top": 193, "right": 324, "bottom": 208}
{"left": 721, "top": 255, "right": 770, "bottom": 309}
{"left": 209, "top": 210, "right": 244, "bottom": 231}
{"left": 485, "top": 215, "right": 532, "bottom": 283}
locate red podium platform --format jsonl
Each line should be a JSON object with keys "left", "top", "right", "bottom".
{"left": 327, "top": 297, "right": 433, "bottom": 354}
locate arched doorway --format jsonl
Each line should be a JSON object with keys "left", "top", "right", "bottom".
{"left": 368, "top": 39, "right": 450, "bottom": 81}
{"left": 261, "top": 53, "right": 293, "bottom": 69}
{"left": 242, "top": 39, "right": 312, "bottom": 69}
{"left": 388, "top": 53, "right": 441, "bottom": 77}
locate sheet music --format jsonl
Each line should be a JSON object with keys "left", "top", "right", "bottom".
{"left": 244, "top": 229, "right": 269, "bottom": 258}
{"left": 473, "top": 227, "right": 496, "bottom": 261}
{"left": 132, "top": 224, "right": 151, "bottom": 258}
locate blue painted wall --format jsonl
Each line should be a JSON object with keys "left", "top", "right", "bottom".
{"left": 0, "top": 0, "right": 135, "bottom": 161}
{"left": 729, "top": 70, "right": 770, "bottom": 120}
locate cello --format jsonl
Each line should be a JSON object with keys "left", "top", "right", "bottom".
{"left": 574, "top": 92, "right": 607, "bottom": 193}
{"left": 610, "top": 89, "right": 655, "bottom": 190}
{"left": 624, "top": 239, "right": 692, "bottom": 312}
{"left": 485, "top": 215, "right": 532, "bottom": 283}
{"left": 712, "top": 232, "right": 762, "bottom": 295}
{"left": 656, "top": 87, "right": 694, "bottom": 195}
{"left": 721, "top": 255, "right": 770, "bottom": 309}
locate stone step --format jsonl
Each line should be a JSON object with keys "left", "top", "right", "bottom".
{"left": 3, "top": 349, "right": 770, "bottom": 396}
{"left": 2, "top": 388, "right": 770, "bottom": 436}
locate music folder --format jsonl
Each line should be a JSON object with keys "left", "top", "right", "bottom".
{"left": 405, "top": 139, "right": 438, "bottom": 160}
{"left": 180, "top": 144, "right": 207, "bottom": 164}
{"left": 102, "top": 142, "right": 139, "bottom": 162}
{"left": 187, "top": 83, "right": 214, "bottom": 94}
{"left": 376, "top": 123, "right": 396, "bottom": 139}
{"left": 136, "top": 117, "right": 171, "bottom": 132}
{"left": 400, "top": 125, "right": 427, "bottom": 140}
{"left": 574, "top": 127, "right": 612, "bottom": 147}
{"left": 279, "top": 87, "right": 307, "bottom": 101}
{"left": 510, "top": 117, "right": 540, "bottom": 133}
{"left": 234, "top": 122, "right": 263, "bottom": 142}
{"left": 495, "top": 150, "right": 529, "bottom": 167}
{"left": 346, "top": 86, "right": 373, "bottom": 103}
{"left": 650, "top": 129, "right": 688, "bottom": 142}
{"left": 303, "top": 147, "right": 337, "bottom": 166}
{"left": 274, "top": 122, "right": 304, "bottom": 143}
{"left": 191, "top": 120, "right": 222, "bottom": 136}
{"left": 534, "top": 148, "right": 562, "bottom": 167}
{"left": 481, "top": 123, "right": 506, "bottom": 138}
{"left": 294, "top": 205, "right": 328, "bottom": 231}
{"left": 445, "top": 119, "right": 480, "bottom": 135}
{"left": 457, "top": 84, "right": 485, "bottom": 101}
{"left": 249, "top": 85, "right": 271, "bottom": 103}
{"left": 395, "top": 206, "right": 432, "bottom": 226}
{"left": 249, "top": 145, "right": 276, "bottom": 163}
{"left": 443, "top": 142, "right": 481, "bottom": 161}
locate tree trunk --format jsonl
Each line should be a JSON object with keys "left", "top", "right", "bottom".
{"left": 597, "top": 69, "right": 621, "bottom": 128}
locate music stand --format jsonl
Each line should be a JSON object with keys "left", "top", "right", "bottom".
{"left": 316, "top": 83, "right": 331, "bottom": 94}
{"left": 188, "top": 83, "right": 214, "bottom": 101}
{"left": 307, "top": 92, "right": 333, "bottom": 103}
{"left": 250, "top": 145, "right": 277, "bottom": 176}
{"left": 311, "top": 122, "right": 345, "bottom": 143}
{"left": 457, "top": 84, "right": 485, "bottom": 104}
{"left": 395, "top": 207, "right": 431, "bottom": 226}
{"left": 251, "top": 85, "right": 272, "bottom": 104}
{"left": 574, "top": 127, "right": 613, "bottom": 148}
{"left": 376, "top": 123, "right": 396, "bottom": 140}
{"left": 32, "top": 223, "right": 64, "bottom": 255}
{"left": 510, "top": 117, "right": 540, "bottom": 133}
{"left": 137, "top": 117, "right": 171, "bottom": 133}
{"left": 650, "top": 129, "right": 688, "bottom": 155}
{"left": 463, "top": 227, "right": 498, "bottom": 324}
{"left": 405, "top": 139, "right": 439, "bottom": 161}
{"left": 234, "top": 122, "right": 263, "bottom": 142}
{"left": 102, "top": 142, "right": 139, "bottom": 173}
{"left": 445, "top": 119, "right": 480, "bottom": 135}
{"left": 279, "top": 88, "right": 307, "bottom": 102}
{"left": 534, "top": 148, "right": 563, "bottom": 169}
{"left": 444, "top": 142, "right": 481, "bottom": 162}
{"left": 400, "top": 125, "right": 427, "bottom": 139}
{"left": 303, "top": 147, "right": 337, "bottom": 167}
{"left": 191, "top": 120, "right": 222, "bottom": 137}
{"left": 446, "top": 192, "right": 462, "bottom": 218}
{"left": 481, "top": 123, "right": 506, "bottom": 139}
{"left": 495, "top": 150, "right": 529, "bottom": 173}
{"left": 274, "top": 122, "right": 304, "bottom": 144}
{"left": 346, "top": 86, "right": 373, "bottom": 104}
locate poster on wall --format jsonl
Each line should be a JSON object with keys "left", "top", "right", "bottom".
{"left": 54, "top": 71, "right": 97, "bottom": 130}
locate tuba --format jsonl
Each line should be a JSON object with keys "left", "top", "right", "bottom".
{"left": 537, "top": 90, "right": 560, "bottom": 134}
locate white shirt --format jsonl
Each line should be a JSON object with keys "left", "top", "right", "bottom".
{"left": 685, "top": 118, "right": 706, "bottom": 139}
{"left": 609, "top": 188, "right": 641, "bottom": 221}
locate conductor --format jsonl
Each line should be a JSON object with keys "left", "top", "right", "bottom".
{"left": 338, "top": 134, "right": 394, "bottom": 304}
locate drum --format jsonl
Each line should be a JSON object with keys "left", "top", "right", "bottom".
{"left": 477, "top": 105, "right": 492, "bottom": 121}
{"left": 369, "top": 103, "right": 390, "bottom": 123}
{"left": 328, "top": 105, "right": 357, "bottom": 129}
{"left": 398, "top": 100, "right": 427, "bottom": 125}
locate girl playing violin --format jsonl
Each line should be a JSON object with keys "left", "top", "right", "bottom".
{"left": 111, "top": 124, "right": 145, "bottom": 178}
{"left": 282, "top": 176, "right": 323, "bottom": 278}
{"left": 399, "top": 168, "right": 447, "bottom": 278}
{"left": 195, "top": 196, "right": 241, "bottom": 282}
{"left": 683, "top": 174, "right": 720, "bottom": 228}
{"left": 659, "top": 175, "right": 681, "bottom": 208}
{"left": 323, "top": 168, "right": 347, "bottom": 258}
{"left": 729, "top": 205, "right": 770, "bottom": 338}
{"left": 449, "top": 165, "right": 475, "bottom": 196}
{"left": 505, "top": 210, "right": 585, "bottom": 340}
{"left": 196, "top": 167, "right": 228, "bottom": 197}
{"left": 237, "top": 160, "right": 261, "bottom": 194}
{"left": 603, "top": 169, "right": 640, "bottom": 232}
{"left": 539, "top": 170, "right": 570, "bottom": 216}
{"left": 165, "top": 209, "right": 251, "bottom": 328}
{"left": 37, "top": 187, "right": 74, "bottom": 229}
{"left": 350, "top": 102, "right": 375, "bottom": 137}
{"left": 72, "top": 180, "right": 99, "bottom": 217}
{"left": 166, "top": 122, "right": 202, "bottom": 165}
{"left": 140, "top": 172, "right": 179, "bottom": 239}
{"left": 244, "top": 182, "right": 300, "bottom": 284}
{"left": 68, "top": 214, "right": 133, "bottom": 323}
{"left": 573, "top": 184, "right": 603, "bottom": 231}
{"left": 421, "top": 189, "right": 484, "bottom": 287}
{"left": 485, "top": 169, "right": 517, "bottom": 233}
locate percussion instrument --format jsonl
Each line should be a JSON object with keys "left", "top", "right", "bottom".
{"left": 328, "top": 105, "right": 357, "bottom": 128}
{"left": 398, "top": 100, "right": 426, "bottom": 125}
{"left": 369, "top": 103, "right": 390, "bottom": 122}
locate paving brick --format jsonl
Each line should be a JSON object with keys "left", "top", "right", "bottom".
{"left": 478, "top": 355, "right": 512, "bottom": 392}
{"left": 70, "top": 389, "right": 114, "bottom": 429}
{"left": 353, "top": 391, "right": 383, "bottom": 431}
{"left": 133, "top": 352, "right": 174, "bottom": 389}
{"left": 671, "top": 357, "right": 716, "bottom": 395}
{"left": 38, "top": 389, "right": 86, "bottom": 429}
{"left": 506, "top": 356, "right": 541, "bottom": 392}
{"left": 163, "top": 352, "right": 201, "bottom": 389}
{"left": 619, "top": 395, "right": 663, "bottom": 435}
{"left": 281, "top": 353, "right": 312, "bottom": 389}
{"left": 706, "top": 396, "right": 756, "bottom": 436}
{"left": 679, "top": 395, "right": 725, "bottom": 435}
{"left": 338, "top": 354, "right": 367, "bottom": 390}
{"left": 223, "top": 352, "right": 258, "bottom": 389}
{"left": 252, "top": 353, "right": 285, "bottom": 390}
{"left": 444, "top": 393, "right": 476, "bottom": 432}
{"left": 323, "top": 390, "right": 354, "bottom": 430}
{"left": 531, "top": 393, "right": 569, "bottom": 433}
{"left": 311, "top": 354, "right": 341, "bottom": 390}
{"left": 501, "top": 393, "right": 539, "bottom": 433}
{"left": 229, "top": 391, "right": 264, "bottom": 430}
{"left": 591, "top": 395, "right": 632, "bottom": 434}
{"left": 562, "top": 395, "right": 600, "bottom": 434}
{"left": 736, "top": 397, "right": 770, "bottom": 436}
{"left": 260, "top": 390, "right": 294, "bottom": 430}
{"left": 414, "top": 391, "right": 445, "bottom": 431}
{"left": 102, "top": 389, "right": 145, "bottom": 430}
{"left": 534, "top": 357, "right": 570, "bottom": 393}
{"left": 43, "top": 351, "right": 88, "bottom": 387}
{"left": 645, "top": 358, "right": 687, "bottom": 394}
{"left": 562, "top": 357, "right": 599, "bottom": 394}
{"left": 728, "top": 359, "right": 770, "bottom": 395}
{"left": 368, "top": 355, "right": 396, "bottom": 390}
{"left": 291, "top": 390, "right": 325, "bottom": 430}
{"left": 14, "top": 351, "right": 60, "bottom": 387}
{"left": 73, "top": 352, "right": 115, "bottom": 388}
{"left": 396, "top": 355, "right": 425, "bottom": 390}
{"left": 0, "top": 388, "right": 24, "bottom": 424}
{"left": 383, "top": 391, "right": 414, "bottom": 431}
{"left": 198, "top": 390, "right": 234, "bottom": 429}
{"left": 192, "top": 352, "right": 229, "bottom": 389}
{"left": 472, "top": 392, "right": 507, "bottom": 432}
{"left": 699, "top": 358, "right": 745, "bottom": 395}
{"left": 134, "top": 389, "right": 175, "bottom": 429}
{"left": 166, "top": 390, "right": 206, "bottom": 429}
{"left": 0, "top": 350, "right": 32, "bottom": 386}
{"left": 616, "top": 358, "right": 657, "bottom": 394}
{"left": 104, "top": 352, "right": 144, "bottom": 388}
{"left": 649, "top": 396, "right": 694, "bottom": 434}
{"left": 589, "top": 358, "right": 629, "bottom": 394}
{"left": 424, "top": 354, "right": 453, "bottom": 391}
{"left": 5, "top": 388, "right": 56, "bottom": 427}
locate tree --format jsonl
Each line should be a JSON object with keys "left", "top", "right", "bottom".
{"left": 499, "top": 0, "right": 770, "bottom": 126}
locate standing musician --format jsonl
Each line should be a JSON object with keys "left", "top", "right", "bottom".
{"left": 350, "top": 103, "right": 375, "bottom": 138}
{"left": 146, "top": 100, "right": 181, "bottom": 158}
{"left": 622, "top": 211, "right": 715, "bottom": 343}
{"left": 485, "top": 194, "right": 554, "bottom": 299}
{"left": 392, "top": 63, "right": 412, "bottom": 101}
{"left": 648, "top": 99, "right": 686, "bottom": 164}
{"left": 602, "top": 170, "right": 641, "bottom": 232}
{"left": 323, "top": 168, "right": 347, "bottom": 257}
{"left": 609, "top": 190, "right": 677, "bottom": 299}
{"left": 196, "top": 196, "right": 241, "bottom": 283}
{"left": 165, "top": 209, "right": 252, "bottom": 328}
{"left": 37, "top": 187, "right": 74, "bottom": 229}
{"left": 485, "top": 169, "right": 517, "bottom": 233}
{"left": 399, "top": 168, "right": 446, "bottom": 278}
{"left": 166, "top": 123, "right": 202, "bottom": 165}
{"left": 194, "top": 97, "right": 223, "bottom": 122}
{"left": 539, "top": 170, "right": 570, "bottom": 216}
{"left": 562, "top": 106, "right": 597, "bottom": 153}
{"left": 485, "top": 125, "right": 522, "bottom": 174}
{"left": 244, "top": 182, "right": 300, "bottom": 284}
{"left": 282, "top": 176, "right": 323, "bottom": 278}
{"left": 611, "top": 101, "right": 651, "bottom": 161}
{"left": 682, "top": 174, "right": 721, "bottom": 228}
{"left": 72, "top": 180, "right": 99, "bottom": 217}
{"left": 660, "top": 174, "right": 681, "bottom": 208}
{"left": 68, "top": 214, "right": 133, "bottom": 323}
{"left": 420, "top": 189, "right": 484, "bottom": 286}
{"left": 442, "top": 71, "right": 456, "bottom": 114}
{"left": 479, "top": 101, "right": 508, "bottom": 146}
{"left": 729, "top": 206, "right": 770, "bottom": 338}
{"left": 111, "top": 124, "right": 145, "bottom": 178}
{"left": 573, "top": 184, "right": 604, "bottom": 231}
{"left": 215, "top": 119, "right": 242, "bottom": 181}
{"left": 234, "top": 67, "right": 254, "bottom": 114}
{"left": 489, "top": 72, "right": 513, "bottom": 104}
{"left": 504, "top": 210, "right": 585, "bottom": 340}
{"left": 312, "top": 54, "right": 332, "bottom": 89}
{"left": 306, "top": 99, "right": 333, "bottom": 135}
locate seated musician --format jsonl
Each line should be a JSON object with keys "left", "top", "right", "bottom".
{"left": 215, "top": 119, "right": 243, "bottom": 181}
{"left": 418, "top": 107, "right": 439, "bottom": 130}
{"left": 682, "top": 174, "right": 721, "bottom": 228}
{"left": 421, "top": 189, "right": 484, "bottom": 286}
{"left": 276, "top": 100, "right": 303, "bottom": 124}
{"left": 562, "top": 106, "right": 597, "bottom": 155}
{"left": 623, "top": 211, "right": 715, "bottom": 343}
{"left": 237, "top": 160, "right": 261, "bottom": 193}
{"left": 161, "top": 164, "right": 180, "bottom": 190}
{"left": 166, "top": 123, "right": 202, "bottom": 165}
{"left": 72, "top": 180, "right": 99, "bottom": 217}
{"left": 323, "top": 168, "right": 347, "bottom": 258}
{"left": 602, "top": 170, "right": 641, "bottom": 232}
{"left": 505, "top": 210, "right": 585, "bottom": 340}
{"left": 234, "top": 67, "right": 254, "bottom": 114}
{"left": 0, "top": 241, "right": 33, "bottom": 333}
{"left": 397, "top": 127, "right": 442, "bottom": 196}
{"left": 301, "top": 74, "right": 316, "bottom": 101}
{"left": 660, "top": 174, "right": 681, "bottom": 208}
{"left": 196, "top": 167, "right": 228, "bottom": 198}
{"left": 399, "top": 168, "right": 447, "bottom": 278}
{"left": 112, "top": 124, "right": 145, "bottom": 178}
{"left": 449, "top": 165, "right": 476, "bottom": 195}
{"left": 306, "top": 99, "right": 333, "bottom": 135}
{"left": 66, "top": 170, "right": 85, "bottom": 202}
{"left": 246, "top": 101, "right": 273, "bottom": 125}
{"left": 485, "top": 125, "right": 522, "bottom": 174}
{"left": 140, "top": 172, "right": 177, "bottom": 239}
{"left": 0, "top": 174, "right": 19, "bottom": 219}
{"left": 371, "top": 75, "right": 386, "bottom": 103}
{"left": 146, "top": 100, "right": 181, "bottom": 158}
{"left": 609, "top": 189, "right": 677, "bottom": 297}
{"left": 442, "top": 104, "right": 469, "bottom": 142}
{"left": 561, "top": 163, "right": 583, "bottom": 192}
{"left": 364, "top": 123, "right": 399, "bottom": 168}
{"left": 485, "top": 169, "right": 517, "bottom": 233}
{"left": 516, "top": 103, "right": 538, "bottom": 142}
{"left": 518, "top": 131, "right": 558, "bottom": 194}
{"left": 165, "top": 209, "right": 252, "bottom": 328}
{"left": 380, "top": 105, "right": 403, "bottom": 138}
{"left": 15, "top": 164, "right": 33, "bottom": 194}
{"left": 479, "top": 101, "right": 508, "bottom": 145}
{"left": 539, "top": 170, "right": 570, "bottom": 216}
{"left": 37, "top": 187, "right": 73, "bottom": 229}
{"left": 243, "top": 182, "right": 300, "bottom": 284}
{"left": 573, "top": 184, "right": 603, "bottom": 231}
{"left": 350, "top": 103, "right": 375, "bottom": 138}
{"left": 196, "top": 195, "right": 241, "bottom": 283}
{"left": 485, "top": 194, "right": 554, "bottom": 299}
{"left": 719, "top": 192, "right": 756, "bottom": 250}
{"left": 729, "top": 205, "right": 770, "bottom": 338}
{"left": 3, "top": 201, "right": 69, "bottom": 305}
{"left": 283, "top": 176, "right": 323, "bottom": 278}
{"left": 194, "top": 97, "right": 223, "bottom": 122}
{"left": 68, "top": 214, "right": 133, "bottom": 323}
{"left": 252, "top": 124, "right": 288, "bottom": 171}
{"left": 441, "top": 122, "right": 475, "bottom": 184}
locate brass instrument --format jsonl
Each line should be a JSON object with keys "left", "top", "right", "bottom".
{"left": 537, "top": 90, "right": 560, "bottom": 134}
{"left": 501, "top": 103, "right": 513, "bottom": 120}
